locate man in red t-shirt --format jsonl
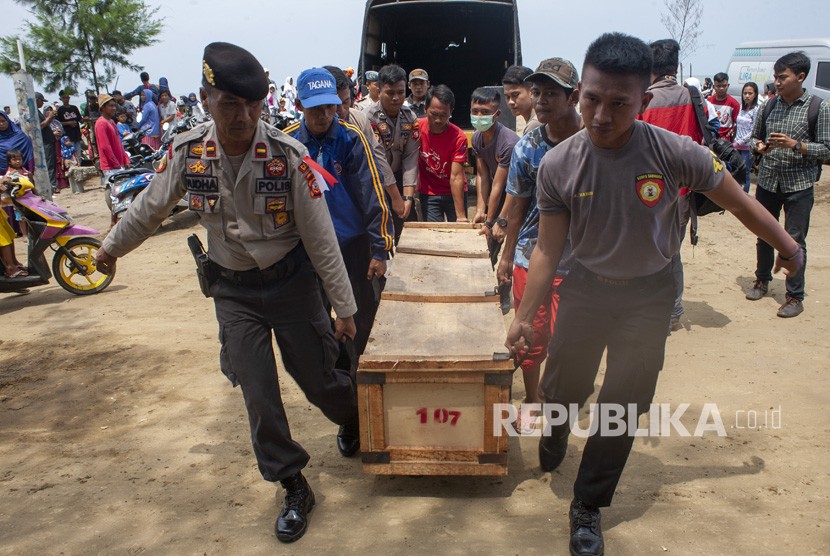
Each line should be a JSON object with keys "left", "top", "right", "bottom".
{"left": 95, "top": 93, "right": 130, "bottom": 173}
{"left": 710, "top": 72, "right": 741, "bottom": 140}
{"left": 95, "top": 93, "right": 131, "bottom": 225}
{"left": 417, "top": 85, "right": 468, "bottom": 222}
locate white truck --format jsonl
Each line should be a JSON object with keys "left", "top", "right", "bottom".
{"left": 726, "top": 38, "right": 830, "bottom": 99}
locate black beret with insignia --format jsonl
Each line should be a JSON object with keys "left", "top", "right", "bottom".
{"left": 202, "top": 42, "right": 269, "bottom": 101}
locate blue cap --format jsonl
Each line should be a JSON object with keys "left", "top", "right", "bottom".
{"left": 365, "top": 71, "right": 379, "bottom": 82}
{"left": 296, "top": 68, "right": 341, "bottom": 108}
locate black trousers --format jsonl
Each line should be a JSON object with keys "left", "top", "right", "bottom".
{"left": 336, "top": 234, "right": 383, "bottom": 358}
{"left": 390, "top": 179, "right": 418, "bottom": 245}
{"left": 754, "top": 186, "right": 813, "bottom": 300}
{"left": 540, "top": 262, "right": 675, "bottom": 507}
{"left": 212, "top": 249, "right": 358, "bottom": 482}
{"left": 43, "top": 139, "right": 57, "bottom": 188}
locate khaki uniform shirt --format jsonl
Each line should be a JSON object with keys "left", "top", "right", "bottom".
{"left": 349, "top": 109, "right": 397, "bottom": 188}
{"left": 354, "top": 97, "right": 377, "bottom": 112}
{"left": 363, "top": 102, "right": 420, "bottom": 188}
{"left": 102, "top": 120, "right": 357, "bottom": 317}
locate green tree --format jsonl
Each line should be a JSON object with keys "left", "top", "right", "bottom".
{"left": 0, "top": 0, "right": 163, "bottom": 94}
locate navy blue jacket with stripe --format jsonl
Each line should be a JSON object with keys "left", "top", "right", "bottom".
{"left": 285, "top": 117, "right": 393, "bottom": 259}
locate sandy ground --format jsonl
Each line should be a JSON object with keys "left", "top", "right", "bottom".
{"left": 1, "top": 174, "right": 829, "bottom": 555}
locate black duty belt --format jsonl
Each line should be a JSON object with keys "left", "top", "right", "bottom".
{"left": 570, "top": 262, "right": 673, "bottom": 289}
{"left": 215, "top": 245, "right": 304, "bottom": 286}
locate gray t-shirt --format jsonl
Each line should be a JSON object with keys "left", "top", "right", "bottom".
{"left": 537, "top": 121, "right": 725, "bottom": 279}
{"left": 472, "top": 122, "right": 520, "bottom": 177}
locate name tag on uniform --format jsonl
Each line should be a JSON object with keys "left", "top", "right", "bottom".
{"left": 255, "top": 178, "right": 291, "bottom": 194}
{"left": 186, "top": 175, "right": 219, "bottom": 192}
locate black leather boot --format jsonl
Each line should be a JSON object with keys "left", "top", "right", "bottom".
{"left": 275, "top": 472, "right": 315, "bottom": 543}
{"left": 337, "top": 418, "right": 360, "bottom": 458}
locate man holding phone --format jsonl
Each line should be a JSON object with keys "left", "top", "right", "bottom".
{"left": 748, "top": 51, "right": 830, "bottom": 318}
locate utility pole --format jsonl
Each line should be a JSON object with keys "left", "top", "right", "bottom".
{"left": 13, "top": 40, "right": 52, "bottom": 200}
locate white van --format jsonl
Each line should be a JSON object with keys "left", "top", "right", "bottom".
{"left": 725, "top": 38, "right": 830, "bottom": 99}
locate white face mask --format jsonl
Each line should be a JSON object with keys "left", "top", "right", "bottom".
{"left": 470, "top": 114, "right": 496, "bottom": 132}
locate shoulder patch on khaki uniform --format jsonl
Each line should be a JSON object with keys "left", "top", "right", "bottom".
{"left": 173, "top": 123, "right": 209, "bottom": 151}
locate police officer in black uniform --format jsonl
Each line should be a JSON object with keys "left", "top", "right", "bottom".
{"left": 95, "top": 42, "right": 359, "bottom": 544}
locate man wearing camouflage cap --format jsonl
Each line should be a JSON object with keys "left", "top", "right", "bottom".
{"left": 95, "top": 41, "right": 358, "bottom": 544}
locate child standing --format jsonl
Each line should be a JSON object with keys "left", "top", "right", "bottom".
{"left": 61, "top": 136, "right": 83, "bottom": 193}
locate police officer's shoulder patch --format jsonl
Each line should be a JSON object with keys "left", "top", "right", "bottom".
{"left": 709, "top": 149, "right": 724, "bottom": 174}
{"left": 173, "top": 123, "right": 210, "bottom": 152}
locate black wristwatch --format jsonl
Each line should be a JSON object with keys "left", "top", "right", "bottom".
{"left": 402, "top": 195, "right": 414, "bottom": 201}
{"left": 484, "top": 220, "right": 494, "bottom": 228}
{"left": 495, "top": 217, "right": 508, "bottom": 228}
{"left": 792, "top": 141, "right": 802, "bottom": 153}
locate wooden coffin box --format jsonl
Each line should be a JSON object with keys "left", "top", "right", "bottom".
{"left": 358, "top": 301, "right": 514, "bottom": 476}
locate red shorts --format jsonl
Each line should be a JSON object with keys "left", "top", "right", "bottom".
{"left": 512, "top": 265, "right": 564, "bottom": 372}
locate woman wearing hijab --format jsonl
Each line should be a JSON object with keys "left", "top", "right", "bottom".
{"left": 184, "top": 92, "right": 205, "bottom": 120}
{"left": 0, "top": 111, "right": 34, "bottom": 175}
{"left": 0, "top": 111, "right": 34, "bottom": 239}
{"left": 139, "top": 89, "right": 162, "bottom": 150}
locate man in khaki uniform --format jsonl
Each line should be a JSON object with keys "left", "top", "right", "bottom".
{"left": 364, "top": 64, "right": 420, "bottom": 241}
{"left": 354, "top": 70, "right": 380, "bottom": 111}
{"left": 94, "top": 42, "right": 357, "bottom": 544}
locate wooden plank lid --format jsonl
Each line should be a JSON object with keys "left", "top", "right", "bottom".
{"left": 383, "top": 254, "right": 498, "bottom": 302}
{"left": 396, "top": 227, "right": 489, "bottom": 258}
{"left": 362, "top": 301, "right": 513, "bottom": 371}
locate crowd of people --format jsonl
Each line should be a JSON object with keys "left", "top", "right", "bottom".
{"left": 2, "top": 34, "right": 827, "bottom": 554}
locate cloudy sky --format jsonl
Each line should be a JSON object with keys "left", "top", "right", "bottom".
{"left": 1, "top": 0, "right": 827, "bottom": 109}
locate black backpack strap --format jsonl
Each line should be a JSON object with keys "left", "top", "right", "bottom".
{"left": 689, "top": 197, "right": 699, "bottom": 246}
{"left": 807, "top": 95, "right": 823, "bottom": 141}
{"left": 760, "top": 96, "right": 778, "bottom": 142}
{"left": 685, "top": 83, "right": 715, "bottom": 146}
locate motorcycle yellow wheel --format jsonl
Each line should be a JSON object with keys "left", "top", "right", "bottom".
{"left": 51, "top": 237, "right": 115, "bottom": 295}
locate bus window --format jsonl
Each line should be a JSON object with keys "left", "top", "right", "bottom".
{"left": 815, "top": 62, "right": 830, "bottom": 91}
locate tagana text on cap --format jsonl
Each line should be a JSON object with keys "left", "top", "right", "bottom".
{"left": 202, "top": 42, "right": 269, "bottom": 101}
{"left": 526, "top": 58, "right": 579, "bottom": 90}
{"left": 297, "top": 68, "right": 342, "bottom": 108}
{"left": 409, "top": 69, "right": 429, "bottom": 82}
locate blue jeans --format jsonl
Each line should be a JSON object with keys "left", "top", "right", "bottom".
{"left": 754, "top": 186, "right": 813, "bottom": 300}
{"left": 739, "top": 149, "right": 753, "bottom": 193}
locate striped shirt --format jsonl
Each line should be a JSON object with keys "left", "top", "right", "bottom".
{"left": 751, "top": 90, "right": 830, "bottom": 193}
